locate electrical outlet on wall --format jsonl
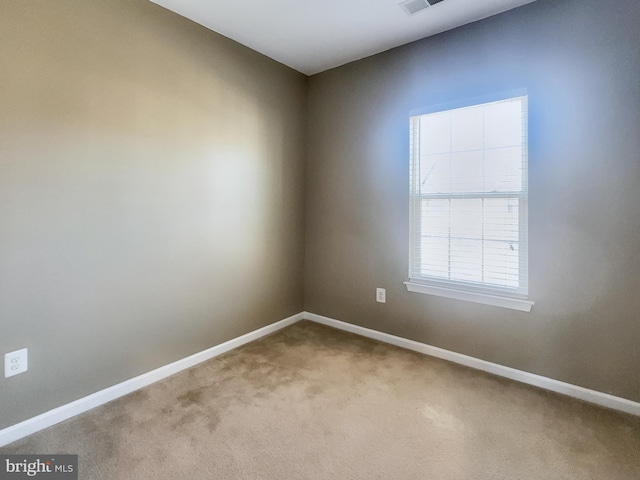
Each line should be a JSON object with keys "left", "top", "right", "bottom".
{"left": 4, "top": 348, "right": 28, "bottom": 378}
{"left": 376, "top": 288, "right": 386, "bottom": 303}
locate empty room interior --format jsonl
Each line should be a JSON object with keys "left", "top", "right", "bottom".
{"left": 1, "top": 0, "right": 640, "bottom": 478}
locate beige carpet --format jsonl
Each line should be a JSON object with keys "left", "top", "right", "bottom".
{"left": 2, "top": 320, "right": 640, "bottom": 479}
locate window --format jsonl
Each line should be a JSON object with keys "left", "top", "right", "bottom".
{"left": 405, "top": 92, "right": 533, "bottom": 312}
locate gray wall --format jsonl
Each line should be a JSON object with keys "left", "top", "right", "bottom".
{"left": 0, "top": 0, "right": 307, "bottom": 428}
{"left": 305, "top": 0, "right": 640, "bottom": 402}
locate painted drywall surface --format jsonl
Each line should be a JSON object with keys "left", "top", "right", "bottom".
{"left": 305, "top": 0, "right": 640, "bottom": 401}
{"left": 0, "top": 0, "right": 306, "bottom": 428}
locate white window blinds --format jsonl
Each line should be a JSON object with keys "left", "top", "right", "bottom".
{"left": 409, "top": 94, "right": 529, "bottom": 299}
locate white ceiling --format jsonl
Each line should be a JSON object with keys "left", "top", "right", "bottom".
{"left": 149, "top": 0, "right": 537, "bottom": 76}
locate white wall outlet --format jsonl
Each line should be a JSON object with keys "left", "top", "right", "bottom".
{"left": 4, "top": 348, "right": 28, "bottom": 378}
{"left": 376, "top": 288, "right": 386, "bottom": 303}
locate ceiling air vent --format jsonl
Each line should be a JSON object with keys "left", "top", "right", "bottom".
{"left": 399, "top": 0, "right": 443, "bottom": 16}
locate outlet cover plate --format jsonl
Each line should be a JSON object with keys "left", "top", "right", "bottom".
{"left": 5, "top": 348, "right": 28, "bottom": 378}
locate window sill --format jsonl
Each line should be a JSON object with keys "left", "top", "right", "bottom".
{"left": 404, "top": 281, "right": 534, "bottom": 312}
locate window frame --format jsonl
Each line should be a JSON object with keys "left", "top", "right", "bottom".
{"left": 405, "top": 91, "right": 534, "bottom": 312}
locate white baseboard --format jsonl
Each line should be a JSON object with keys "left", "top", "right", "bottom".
{"left": 303, "top": 312, "right": 640, "bottom": 417}
{"left": 0, "top": 312, "right": 304, "bottom": 448}
{"left": 3, "top": 309, "right": 638, "bottom": 448}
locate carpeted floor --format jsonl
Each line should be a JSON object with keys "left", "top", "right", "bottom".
{"left": 2, "top": 320, "right": 640, "bottom": 479}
